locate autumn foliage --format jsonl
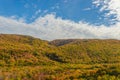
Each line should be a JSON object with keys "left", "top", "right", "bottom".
{"left": 0, "top": 34, "right": 120, "bottom": 80}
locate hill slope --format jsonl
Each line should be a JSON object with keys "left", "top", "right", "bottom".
{"left": 0, "top": 34, "right": 59, "bottom": 66}
{"left": 0, "top": 34, "right": 120, "bottom": 65}
{"left": 0, "top": 34, "right": 120, "bottom": 80}
{"left": 50, "top": 39, "right": 120, "bottom": 63}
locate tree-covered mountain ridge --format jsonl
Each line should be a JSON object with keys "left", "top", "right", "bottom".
{"left": 0, "top": 34, "right": 120, "bottom": 65}
{"left": 0, "top": 34, "right": 120, "bottom": 80}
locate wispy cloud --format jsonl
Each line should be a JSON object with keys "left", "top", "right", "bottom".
{"left": 64, "top": 0, "right": 68, "bottom": 3}
{"left": 24, "top": 3, "right": 29, "bottom": 8}
{"left": 31, "top": 9, "right": 41, "bottom": 20}
{"left": 35, "top": 9, "right": 41, "bottom": 15}
{"left": 93, "top": 0, "right": 120, "bottom": 22}
{"left": 83, "top": 8, "right": 91, "bottom": 11}
{"left": 0, "top": 14, "right": 120, "bottom": 40}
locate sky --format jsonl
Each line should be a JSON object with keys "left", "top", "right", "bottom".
{"left": 0, "top": 0, "right": 120, "bottom": 40}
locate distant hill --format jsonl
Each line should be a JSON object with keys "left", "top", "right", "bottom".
{"left": 49, "top": 39, "right": 81, "bottom": 46}
{"left": 0, "top": 34, "right": 120, "bottom": 66}
{"left": 51, "top": 39, "right": 120, "bottom": 63}
{"left": 0, "top": 34, "right": 120, "bottom": 80}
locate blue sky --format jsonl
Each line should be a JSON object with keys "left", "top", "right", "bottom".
{"left": 0, "top": 0, "right": 117, "bottom": 25}
{"left": 0, "top": 0, "right": 120, "bottom": 40}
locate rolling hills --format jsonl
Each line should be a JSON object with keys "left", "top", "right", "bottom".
{"left": 0, "top": 34, "right": 120, "bottom": 80}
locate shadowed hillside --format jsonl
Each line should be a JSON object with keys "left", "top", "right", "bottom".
{"left": 0, "top": 34, "right": 120, "bottom": 80}
{"left": 50, "top": 39, "right": 120, "bottom": 63}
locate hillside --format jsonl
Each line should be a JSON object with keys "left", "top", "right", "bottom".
{"left": 50, "top": 39, "right": 120, "bottom": 63}
{"left": 0, "top": 34, "right": 120, "bottom": 80}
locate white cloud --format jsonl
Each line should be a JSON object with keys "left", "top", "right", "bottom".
{"left": 0, "top": 14, "right": 120, "bottom": 40}
{"left": 93, "top": 0, "right": 120, "bottom": 22}
{"left": 83, "top": 8, "right": 91, "bottom": 11}
{"left": 35, "top": 9, "right": 41, "bottom": 15}
{"left": 31, "top": 9, "right": 41, "bottom": 19}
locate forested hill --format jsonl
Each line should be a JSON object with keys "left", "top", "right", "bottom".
{"left": 0, "top": 34, "right": 120, "bottom": 65}
{"left": 0, "top": 34, "right": 120, "bottom": 79}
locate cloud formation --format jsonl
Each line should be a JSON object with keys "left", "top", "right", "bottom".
{"left": 93, "top": 0, "right": 120, "bottom": 22}
{"left": 0, "top": 14, "right": 120, "bottom": 40}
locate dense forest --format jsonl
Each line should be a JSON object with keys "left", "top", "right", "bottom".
{"left": 0, "top": 34, "right": 120, "bottom": 80}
